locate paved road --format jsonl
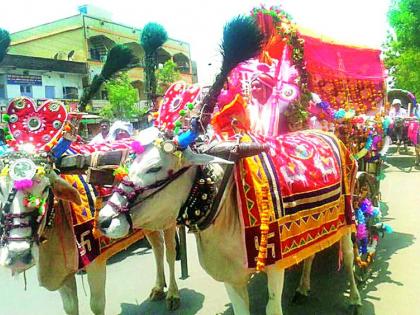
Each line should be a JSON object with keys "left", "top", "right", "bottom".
{"left": 1, "top": 146, "right": 419, "bottom": 315}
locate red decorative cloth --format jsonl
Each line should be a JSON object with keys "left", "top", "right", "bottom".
{"left": 7, "top": 97, "right": 67, "bottom": 149}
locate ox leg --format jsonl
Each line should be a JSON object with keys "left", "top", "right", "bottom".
{"left": 163, "top": 225, "right": 180, "bottom": 310}
{"left": 86, "top": 260, "right": 106, "bottom": 315}
{"left": 266, "top": 266, "right": 285, "bottom": 315}
{"left": 225, "top": 282, "right": 250, "bottom": 315}
{"left": 293, "top": 254, "right": 315, "bottom": 303}
{"left": 147, "top": 230, "right": 166, "bottom": 301}
{"left": 341, "top": 232, "right": 362, "bottom": 313}
{"left": 58, "top": 275, "right": 79, "bottom": 315}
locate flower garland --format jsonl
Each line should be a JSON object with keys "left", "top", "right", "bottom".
{"left": 251, "top": 6, "right": 311, "bottom": 130}
{"left": 256, "top": 186, "right": 270, "bottom": 271}
{"left": 354, "top": 198, "right": 392, "bottom": 269}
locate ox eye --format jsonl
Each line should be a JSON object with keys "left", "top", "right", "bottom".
{"left": 146, "top": 166, "right": 162, "bottom": 174}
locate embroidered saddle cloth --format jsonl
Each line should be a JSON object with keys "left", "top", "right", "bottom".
{"left": 235, "top": 130, "right": 356, "bottom": 269}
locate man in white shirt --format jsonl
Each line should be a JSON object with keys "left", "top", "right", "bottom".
{"left": 389, "top": 98, "right": 408, "bottom": 120}
{"left": 89, "top": 119, "right": 110, "bottom": 144}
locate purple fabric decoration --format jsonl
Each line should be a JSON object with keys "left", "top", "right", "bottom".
{"left": 14, "top": 179, "right": 34, "bottom": 190}
{"left": 360, "top": 198, "right": 373, "bottom": 216}
{"left": 357, "top": 224, "right": 368, "bottom": 240}
{"left": 131, "top": 141, "right": 145, "bottom": 154}
{"left": 318, "top": 101, "right": 330, "bottom": 110}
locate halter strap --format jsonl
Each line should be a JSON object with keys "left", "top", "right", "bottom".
{"left": 107, "top": 167, "right": 190, "bottom": 231}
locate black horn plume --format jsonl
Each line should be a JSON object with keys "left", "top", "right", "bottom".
{"left": 199, "top": 16, "right": 264, "bottom": 129}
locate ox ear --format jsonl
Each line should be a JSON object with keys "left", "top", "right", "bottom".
{"left": 48, "top": 172, "right": 82, "bottom": 205}
{"left": 183, "top": 147, "right": 233, "bottom": 165}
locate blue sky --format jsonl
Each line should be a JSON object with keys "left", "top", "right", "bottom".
{"left": 0, "top": 0, "right": 391, "bottom": 84}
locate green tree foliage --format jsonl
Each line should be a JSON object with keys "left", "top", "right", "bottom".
{"left": 0, "top": 28, "right": 10, "bottom": 63}
{"left": 101, "top": 73, "right": 142, "bottom": 120}
{"left": 156, "top": 60, "right": 181, "bottom": 95}
{"left": 140, "top": 23, "right": 168, "bottom": 105}
{"left": 384, "top": 0, "right": 420, "bottom": 96}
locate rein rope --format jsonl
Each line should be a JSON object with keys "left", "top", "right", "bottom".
{"left": 0, "top": 186, "right": 54, "bottom": 246}
{"left": 106, "top": 167, "right": 191, "bottom": 231}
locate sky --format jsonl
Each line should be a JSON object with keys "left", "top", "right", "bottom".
{"left": 0, "top": 0, "right": 392, "bottom": 84}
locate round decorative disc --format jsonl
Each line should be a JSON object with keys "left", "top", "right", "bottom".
{"left": 9, "top": 158, "right": 37, "bottom": 181}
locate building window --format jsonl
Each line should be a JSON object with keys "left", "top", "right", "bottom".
{"left": 89, "top": 48, "right": 101, "bottom": 61}
{"left": 20, "top": 85, "right": 32, "bottom": 97}
{"left": 63, "top": 86, "right": 78, "bottom": 99}
{"left": 45, "top": 86, "right": 55, "bottom": 99}
{"left": 0, "top": 84, "right": 5, "bottom": 99}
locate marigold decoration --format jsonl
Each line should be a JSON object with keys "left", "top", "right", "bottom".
{"left": 113, "top": 165, "right": 129, "bottom": 181}
{"left": 256, "top": 186, "right": 270, "bottom": 271}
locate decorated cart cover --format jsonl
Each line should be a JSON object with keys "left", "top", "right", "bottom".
{"left": 212, "top": 6, "right": 388, "bottom": 269}
{"left": 1, "top": 96, "right": 144, "bottom": 270}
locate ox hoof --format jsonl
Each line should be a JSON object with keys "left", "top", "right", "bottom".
{"left": 349, "top": 304, "right": 362, "bottom": 315}
{"left": 166, "top": 296, "right": 181, "bottom": 311}
{"left": 291, "top": 291, "right": 309, "bottom": 304}
{"left": 149, "top": 287, "right": 166, "bottom": 301}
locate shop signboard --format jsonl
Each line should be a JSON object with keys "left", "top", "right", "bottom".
{"left": 7, "top": 74, "right": 42, "bottom": 86}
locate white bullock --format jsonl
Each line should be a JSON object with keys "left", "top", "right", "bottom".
{"left": 0, "top": 156, "right": 180, "bottom": 314}
{"left": 98, "top": 127, "right": 362, "bottom": 315}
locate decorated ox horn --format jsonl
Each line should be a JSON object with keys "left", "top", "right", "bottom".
{"left": 56, "top": 150, "right": 129, "bottom": 173}
{"left": 201, "top": 142, "right": 269, "bottom": 161}
{"left": 183, "top": 146, "right": 233, "bottom": 165}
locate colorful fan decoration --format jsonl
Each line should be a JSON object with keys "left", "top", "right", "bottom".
{"left": 157, "top": 81, "right": 202, "bottom": 131}
{"left": 4, "top": 96, "right": 67, "bottom": 150}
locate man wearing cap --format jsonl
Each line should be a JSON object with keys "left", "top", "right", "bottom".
{"left": 389, "top": 98, "right": 408, "bottom": 120}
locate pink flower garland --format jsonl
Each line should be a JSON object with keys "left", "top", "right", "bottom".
{"left": 14, "top": 179, "right": 34, "bottom": 190}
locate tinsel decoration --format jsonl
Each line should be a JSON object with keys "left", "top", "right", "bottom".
{"left": 131, "top": 141, "right": 145, "bottom": 154}
{"left": 14, "top": 179, "right": 34, "bottom": 190}
{"left": 200, "top": 16, "right": 264, "bottom": 128}
{"left": 256, "top": 186, "right": 270, "bottom": 271}
{"left": 79, "top": 44, "right": 136, "bottom": 111}
{"left": 113, "top": 165, "right": 129, "bottom": 181}
{"left": 0, "top": 28, "right": 11, "bottom": 63}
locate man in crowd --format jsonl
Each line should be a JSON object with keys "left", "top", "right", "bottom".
{"left": 389, "top": 98, "right": 408, "bottom": 120}
{"left": 89, "top": 119, "right": 110, "bottom": 144}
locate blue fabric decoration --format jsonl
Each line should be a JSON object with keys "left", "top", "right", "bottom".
{"left": 383, "top": 224, "right": 393, "bottom": 234}
{"left": 177, "top": 117, "right": 200, "bottom": 149}
{"left": 356, "top": 208, "right": 365, "bottom": 224}
{"left": 0, "top": 144, "right": 12, "bottom": 156}
{"left": 361, "top": 238, "right": 368, "bottom": 254}
{"left": 334, "top": 109, "right": 346, "bottom": 119}
{"left": 364, "top": 135, "right": 373, "bottom": 150}
{"left": 52, "top": 138, "right": 72, "bottom": 158}
{"left": 177, "top": 129, "right": 198, "bottom": 149}
{"left": 382, "top": 117, "right": 391, "bottom": 132}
